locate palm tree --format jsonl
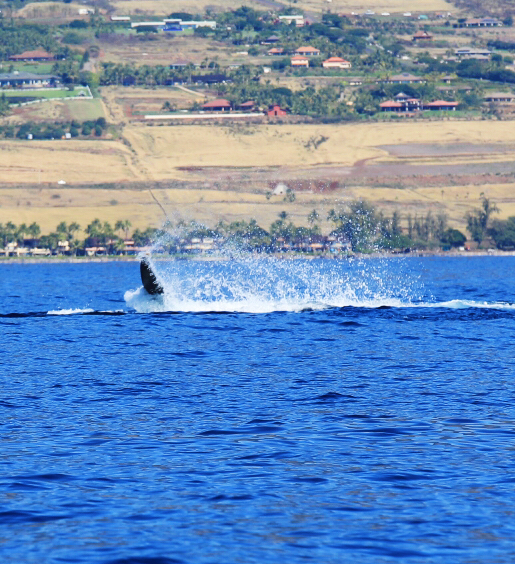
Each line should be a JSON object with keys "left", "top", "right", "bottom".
{"left": 115, "top": 219, "right": 132, "bottom": 239}
{"left": 308, "top": 209, "right": 319, "bottom": 225}
{"left": 28, "top": 222, "right": 41, "bottom": 239}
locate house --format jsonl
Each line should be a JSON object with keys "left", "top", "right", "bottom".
{"left": 0, "top": 72, "right": 60, "bottom": 88}
{"left": 322, "top": 57, "right": 352, "bottom": 69}
{"left": 191, "top": 74, "right": 231, "bottom": 84}
{"left": 111, "top": 16, "right": 130, "bottom": 21}
{"left": 202, "top": 98, "right": 232, "bottom": 112}
{"left": 295, "top": 46, "right": 320, "bottom": 57}
{"left": 380, "top": 101, "right": 403, "bottom": 112}
{"left": 412, "top": 30, "right": 433, "bottom": 41}
{"left": 380, "top": 94, "right": 422, "bottom": 112}
{"left": 278, "top": 15, "right": 305, "bottom": 27}
{"left": 180, "top": 20, "right": 217, "bottom": 30}
{"left": 131, "top": 21, "right": 166, "bottom": 30}
{"left": 169, "top": 60, "right": 190, "bottom": 69}
{"left": 424, "top": 100, "right": 459, "bottom": 110}
{"left": 9, "top": 50, "right": 54, "bottom": 62}
{"left": 394, "top": 92, "right": 421, "bottom": 110}
{"left": 387, "top": 73, "right": 426, "bottom": 84}
{"left": 291, "top": 55, "right": 309, "bottom": 68}
{"left": 262, "top": 35, "right": 280, "bottom": 44}
{"left": 463, "top": 17, "right": 502, "bottom": 27}
{"left": 484, "top": 92, "right": 515, "bottom": 102}
{"left": 455, "top": 48, "right": 492, "bottom": 60}
{"left": 267, "top": 104, "right": 288, "bottom": 116}
{"left": 267, "top": 47, "right": 285, "bottom": 56}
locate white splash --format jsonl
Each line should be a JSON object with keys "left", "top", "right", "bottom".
{"left": 124, "top": 257, "right": 422, "bottom": 314}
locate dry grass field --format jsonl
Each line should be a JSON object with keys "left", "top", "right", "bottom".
{"left": 101, "top": 86, "right": 204, "bottom": 121}
{"left": 3, "top": 120, "right": 515, "bottom": 234}
{"left": 0, "top": 139, "right": 141, "bottom": 184}
{"left": 5, "top": 99, "right": 106, "bottom": 124}
{"left": 15, "top": 1, "right": 92, "bottom": 19}
{"left": 110, "top": 0, "right": 453, "bottom": 15}
{"left": 110, "top": 0, "right": 270, "bottom": 16}
{"left": 121, "top": 120, "right": 515, "bottom": 178}
{"left": 96, "top": 33, "right": 253, "bottom": 67}
{"left": 290, "top": 0, "right": 453, "bottom": 14}
{"left": 2, "top": 120, "right": 515, "bottom": 185}
{"left": 1, "top": 182, "right": 514, "bottom": 236}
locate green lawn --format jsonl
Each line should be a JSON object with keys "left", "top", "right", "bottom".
{"left": 64, "top": 98, "right": 106, "bottom": 121}
{"left": 0, "top": 62, "right": 55, "bottom": 74}
{"left": 1, "top": 87, "right": 91, "bottom": 99}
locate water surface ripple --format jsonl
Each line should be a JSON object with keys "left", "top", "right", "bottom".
{"left": 0, "top": 257, "right": 514, "bottom": 563}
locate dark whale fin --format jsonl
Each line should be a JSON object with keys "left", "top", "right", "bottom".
{"left": 140, "top": 257, "right": 164, "bottom": 295}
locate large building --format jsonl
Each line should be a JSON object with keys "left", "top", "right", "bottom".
{"left": 9, "top": 50, "right": 54, "bottom": 62}
{"left": 322, "top": 57, "right": 352, "bottom": 69}
{"left": 0, "top": 72, "right": 60, "bottom": 88}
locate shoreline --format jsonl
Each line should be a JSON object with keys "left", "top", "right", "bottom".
{"left": 1, "top": 250, "right": 515, "bottom": 264}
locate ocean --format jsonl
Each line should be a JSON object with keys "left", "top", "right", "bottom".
{"left": 1, "top": 256, "right": 514, "bottom": 564}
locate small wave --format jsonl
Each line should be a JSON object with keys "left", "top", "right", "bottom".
{"left": 125, "top": 288, "right": 515, "bottom": 314}
{"left": 47, "top": 308, "right": 95, "bottom": 316}
{"left": 422, "top": 299, "right": 515, "bottom": 311}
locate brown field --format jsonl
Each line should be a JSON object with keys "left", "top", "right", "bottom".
{"left": 110, "top": 0, "right": 452, "bottom": 15}
{"left": 2, "top": 120, "right": 515, "bottom": 185}
{"left": 0, "top": 139, "right": 142, "bottom": 184}
{"left": 101, "top": 86, "right": 204, "bottom": 120}
{"left": 291, "top": 0, "right": 453, "bottom": 14}
{"left": 121, "top": 120, "right": 515, "bottom": 178}
{"left": 2, "top": 119, "right": 515, "bottom": 234}
{"left": 15, "top": 1, "right": 91, "bottom": 19}
{"left": 110, "top": 0, "right": 270, "bottom": 16}
{"left": 96, "top": 32, "right": 258, "bottom": 67}
{"left": 5, "top": 99, "right": 106, "bottom": 124}
{"left": 1, "top": 182, "right": 514, "bottom": 236}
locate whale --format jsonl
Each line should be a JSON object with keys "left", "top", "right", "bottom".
{"left": 140, "top": 257, "right": 164, "bottom": 295}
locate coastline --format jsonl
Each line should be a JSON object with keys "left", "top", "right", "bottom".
{"left": 1, "top": 250, "right": 515, "bottom": 264}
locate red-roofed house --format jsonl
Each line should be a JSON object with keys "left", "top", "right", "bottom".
{"left": 202, "top": 99, "right": 232, "bottom": 112}
{"left": 9, "top": 49, "right": 54, "bottom": 61}
{"left": 380, "top": 101, "right": 403, "bottom": 112}
{"left": 267, "top": 104, "right": 288, "bottom": 116}
{"left": 295, "top": 46, "right": 320, "bottom": 57}
{"left": 322, "top": 57, "right": 352, "bottom": 69}
{"left": 267, "top": 47, "right": 285, "bottom": 56}
{"left": 291, "top": 55, "right": 309, "bottom": 67}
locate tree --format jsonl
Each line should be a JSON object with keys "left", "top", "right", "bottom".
{"left": 115, "top": 219, "right": 132, "bottom": 239}
{"left": 489, "top": 217, "right": 515, "bottom": 249}
{"left": 27, "top": 222, "right": 41, "bottom": 239}
{"left": 466, "top": 194, "right": 499, "bottom": 247}
{"left": 440, "top": 228, "right": 466, "bottom": 248}
{"left": 308, "top": 209, "right": 319, "bottom": 225}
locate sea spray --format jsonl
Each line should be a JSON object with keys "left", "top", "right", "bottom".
{"left": 125, "top": 256, "right": 425, "bottom": 313}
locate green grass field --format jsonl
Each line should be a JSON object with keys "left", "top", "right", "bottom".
{"left": 3, "top": 62, "right": 55, "bottom": 74}
{"left": 64, "top": 98, "right": 105, "bottom": 121}
{"left": 1, "top": 87, "right": 90, "bottom": 99}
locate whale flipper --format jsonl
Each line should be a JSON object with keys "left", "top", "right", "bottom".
{"left": 140, "top": 257, "right": 164, "bottom": 295}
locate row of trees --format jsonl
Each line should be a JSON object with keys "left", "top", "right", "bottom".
{"left": 4, "top": 195, "right": 514, "bottom": 254}
{"left": 0, "top": 206, "right": 467, "bottom": 255}
{"left": 0, "top": 118, "right": 107, "bottom": 140}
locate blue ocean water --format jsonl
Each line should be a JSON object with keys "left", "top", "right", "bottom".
{"left": 1, "top": 256, "right": 515, "bottom": 564}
